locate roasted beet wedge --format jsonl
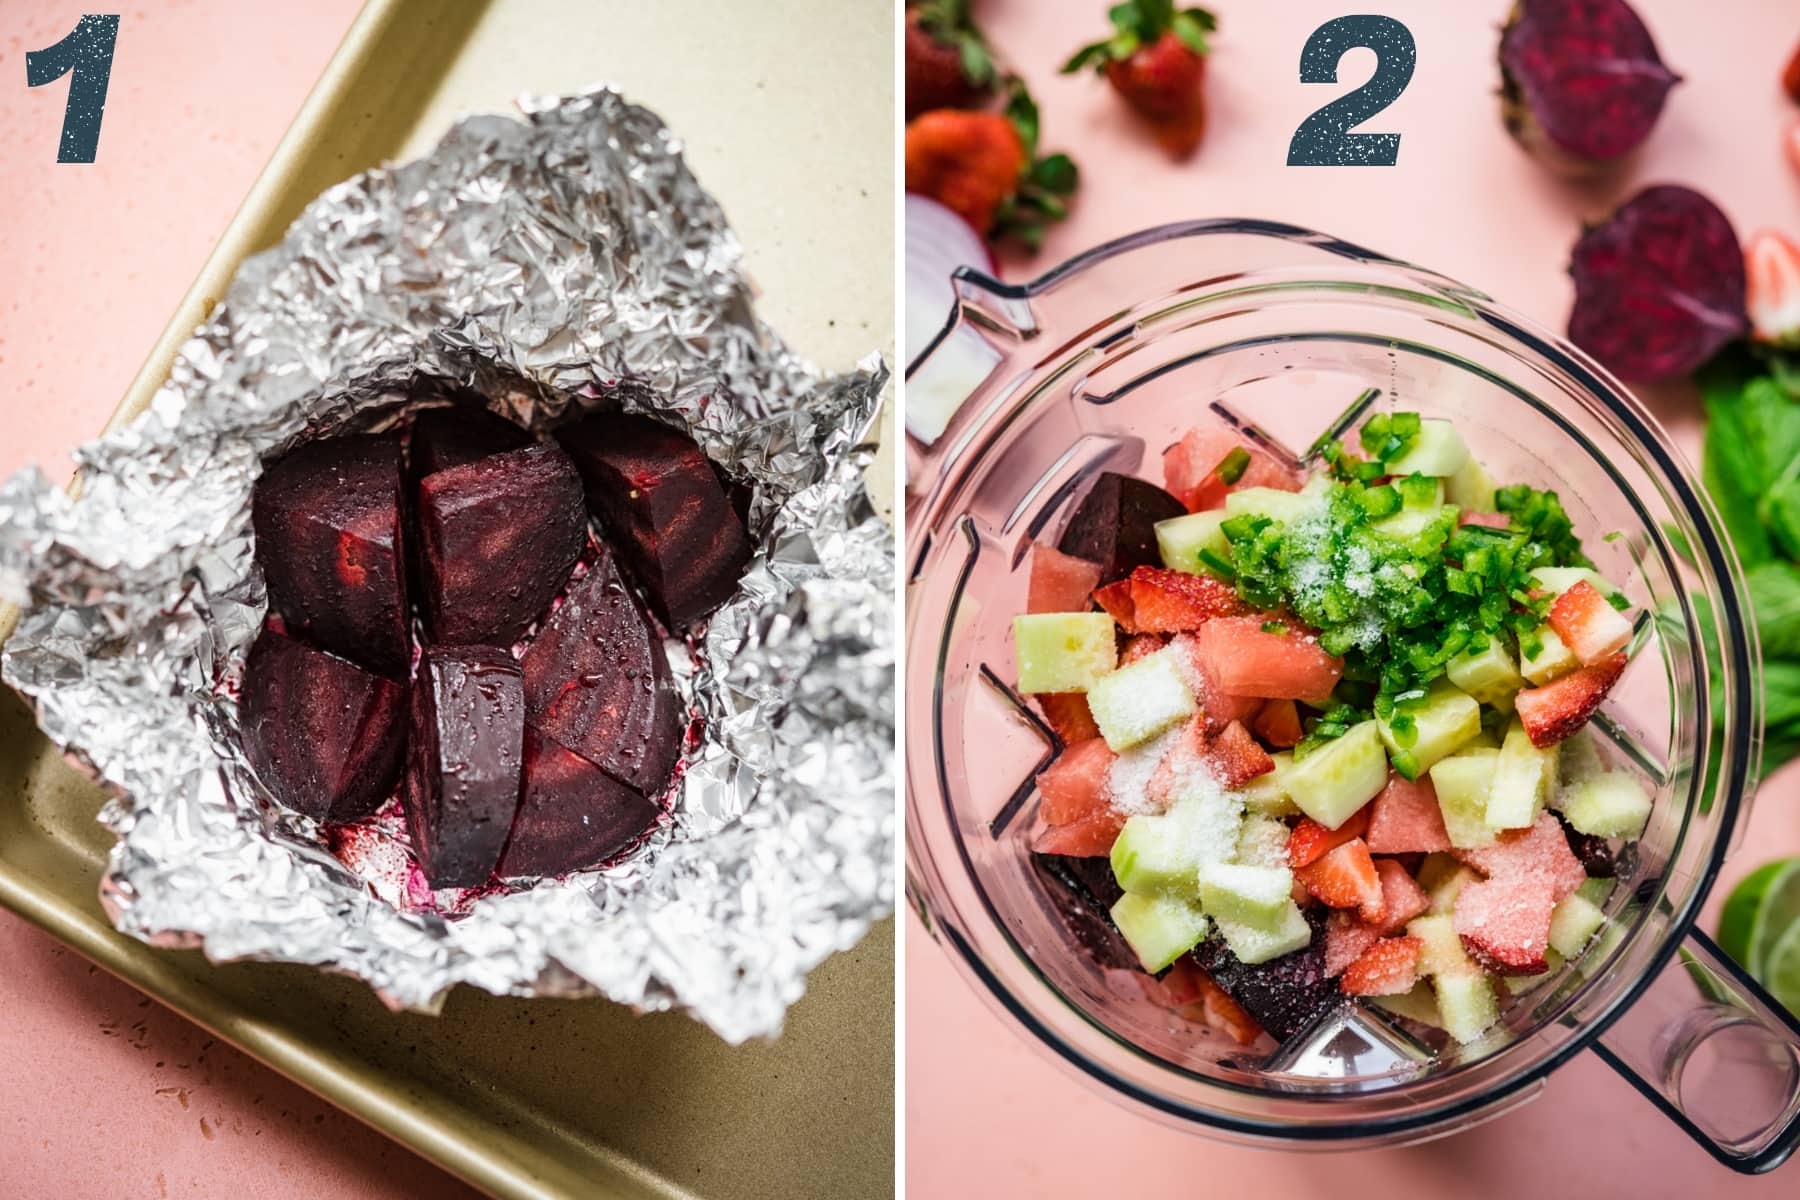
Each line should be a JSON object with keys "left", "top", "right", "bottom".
{"left": 415, "top": 442, "right": 587, "bottom": 646}
{"left": 409, "top": 404, "right": 532, "bottom": 480}
{"left": 1057, "top": 472, "right": 1187, "bottom": 585}
{"left": 404, "top": 645, "right": 527, "bottom": 888}
{"left": 252, "top": 433, "right": 409, "bottom": 675}
{"left": 239, "top": 628, "right": 408, "bottom": 823}
{"left": 498, "top": 727, "right": 661, "bottom": 878}
{"left": 520, "top": 546, "right": 682, "bottom": 793}
{"left": 556, "top": 413, "right": 752, "bottom": 629}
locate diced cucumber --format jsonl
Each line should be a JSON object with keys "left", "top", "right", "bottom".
{"left": 1519, "top": 626, "right": 1579, "bottom": 685}
{"left": 1110, "top": 789, "right": 1242, "bottom": 899}
{"left": 1576, "top": 876, "right": 1614, "bottom": 907}
{"left": 1013, "top": 612, "right": 1117, "bottom": 694}
{"left": 1445, "top": 638, "right": 1524, "bottom": 709}
{"left": 1530, "top": 567, "right": 1624, "bottom": 600}
{"left": 1387, "top": 418, "right": 1470, "bottom": 478}
{"left": 1241, "top": 751, "right": 1299, "bottom": 817}
{"left": 1198, "top": 863, "right": 1296, "bottom": 929}
{"left": 1373, "top": 504, "right": 1455, "bottom": 540}
{"left": 1087, "top": 646, "right": 1196, "bottom": 751}
{"left": 1155, "top": 511, "right": 1232, "bottom": 577}
{"left": 1216, "top": 901, "right": 1312, "bottom": 965}
{"left": 1434, "top": 971, "right": 1500, "bottom": 1044}
{"left": 1486, "top": 719, "right": 1557, "bottom": 830}
{"left": 1373, "top": 984, "right": 1445, "bottom": 1028}
{"left": 1285, "top": 720, "right": 1389, "bottom": 830}
{"left": 1557, "top": 729, "right": 1608, "bottom": 787}
{"left": 1235, "top": 814, "right": 1292, "bottom": 870}
{"left": 1445, "top": 456, "right": 1498, "bottom": 513}
{"left": 1408, "top": 913, "right": 1477, "bottom": 978}
{"left": 1427, "top": 750, "right": 1500, "bottom": 849}
{"left": 1112, "top": 892, "right": 1211, "bottom": 973}
{"left": 1225, "top": 486, "right": 1320, "bottom": 525}
{"left": 1418, "top": 856, "right": 1480, "bottom": 915}
{"left": 1549, "top": 893, "right": 1606, "bottom": 958}
{"left": 1558, "top": 770, "right": 1652, "bottom": 839}
{"left": 1378, "top": 678, "right": 1481, "bottom": 774}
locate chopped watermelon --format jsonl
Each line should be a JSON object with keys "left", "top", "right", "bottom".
{"left": 1171, "top": 633, "right": 1266, "bottom": 733}
{"left": 1459, "top": 510, "right": 1511, "bottom": 530}
{"left": 1454, "top": 876, "right": 1555, "bottom": 975}
{"left": 1163, "top": 425, "right": 1300, "bottom": 513}
{"left": 1033, "top": 809, "right": 1128, "bottom": 857}
{"left": 1370, "top": 859, "right": 1430, "bottom": 933}
{"left": 1192, "top": 616, "right": 1344, "bottom": 703}
{"left": 1364, "top": 774, "right": 1452, "bottom": 854}
{"left": 1127, "top": 566, "right": 1245, "bottom": 632}
{"left": 1324, "top": 910, "right": 1382, "bottom": 977}
{"left": 1455, "top": 811, "right": 1587, "bottom": 902}
{"left": 1038, "top": 738, "right": 1117, "bottom": 825}
{"left": 1252, "top": 698, "right": 1303, "bottom": 748}
{"left": 1028, "top": 543, "right": 1103, "bottom": 614}
{"left": 1038, "top": 693, "right": 1100, "bottom": 745}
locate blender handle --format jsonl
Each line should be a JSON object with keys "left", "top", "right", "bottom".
{"left": 1591, "top": 926, "right": 1800, "bottom": 1174}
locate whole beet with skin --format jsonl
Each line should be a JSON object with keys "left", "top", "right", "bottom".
{"left": 404, "top": 644, "right": 526, "bottom": 889}
{"left": 497, "top": 727, "right": 661, "bottom": 878}
{"left": 415, "top": 442, "right": 587, "bottom": 646}
{"left": 1499, "top": 0, "right": 1679, "bottom": 171}
{"left": 520, "top": 544, "right": 682, "bottom": 794}
{"left": 239, "top": 627, "right": 408, "bottom": 823}
{"left": 556, "top": 413, "right": 752, "bottom": 630}
{"left": 252, "top": 433, "right": 410, "bottom": 675}
{"left": 1567, "top": 185, "right": 1748, "bottom": 383}
{"left": 1057, "top": 472, "right": 1186, "bottom": 585}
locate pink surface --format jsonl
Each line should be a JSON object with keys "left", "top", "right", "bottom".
{"left": 0, "top": 3, "right": 475, "bottom": 1196}
{"left": 908, "top": 0, "right": 1800, "bottom": 1195}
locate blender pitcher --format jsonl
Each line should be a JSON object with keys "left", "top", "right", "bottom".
{"left": 903, "top": 220, "right": 1800, "bottom": 1172}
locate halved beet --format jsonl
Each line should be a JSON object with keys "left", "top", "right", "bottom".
{"left": 415, "top": 442, "right": 587, "bottom": 646}
{"left": 252, "top": 433, "right": 409, "bottom": 675}
{"left": 556, "top": 413, "right": 752, "bottom": 629}
{"left": 1056, "top": 472, "right": 1186, "bottom": 585}
{"left": 497, "top": 728, "right": 661, "bottom": 878}
{"left": 409, "top": 404, "right": 532, "bottom": 480}
{"left": 240, "top": 627, "right": 408, "bottom": 822}
{"left": 403, "top": 644, "right": 526, "bottom": 888}
{"left": 519, "top": 545, "right": 682, "bottom": 794}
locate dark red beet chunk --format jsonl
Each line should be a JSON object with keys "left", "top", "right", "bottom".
{"left": 409, "top": 404, "right": 532, "bottom": 480}
{"left": 1500, "top": 0, "right": 1679, "bottom": 168}
{"left": 520, "top": 545, "right": 682, "bottom": 794}
{"left": 497, "top": 728, "right": 661, "bottom": 878}
{"left": 1557, "top": 811, "right": 1616, "bottom": 877}
{"left": 556, "top": 413, "right": 752, "bottom": 629}
{"left": 404, "top": 645, "right": 526, "bottom": 888}
{"left": 1056, "top": 472, "right": 1186, "bottom": 586}
{"left": 1190, "top": 909, "right": 1342, "bottom": 1044}
{"left": 1568, "top": 186, "right": 1748, "bottom": 383}
{"left": 415, "top": 442, "right": 587, "bottom": 646}
{"left": 239, "top": 628, "right": 407, "bottom": 823}
{"left": 252, "top": 434, "right": 409, "bottom": 675}
{"left": 1031, "top": 852, "right": 1135, "bottom": 971}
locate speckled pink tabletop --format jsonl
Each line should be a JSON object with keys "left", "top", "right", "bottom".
{"left": 908, "top": 1, "right": 1800, "bottom": 1196}
{"left": 0, "top": 3, "right": 477, "bottom": 1195}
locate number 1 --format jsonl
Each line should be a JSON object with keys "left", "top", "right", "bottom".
{"left": 26, "top": 14, "right": 120, "bottom": 164}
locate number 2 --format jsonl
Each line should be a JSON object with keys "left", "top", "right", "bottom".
{"left": 1287, "top": 15, "right": 1415, "bottom": 167}
{"left": 26, "top": 14, "right": 120, "bottom": 164}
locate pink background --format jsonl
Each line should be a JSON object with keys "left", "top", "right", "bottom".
{"left": 908, "top": 0, "right": 1800, "bottom": 1196}
{"left": 0, "top": 3, "right": 477, "bottom": 1196}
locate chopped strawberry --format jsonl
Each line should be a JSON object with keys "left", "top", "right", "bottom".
{"left": 1192, "top": 616, "right": 1343, "bottom": 703}
{"left": 1093, "top": 579, "right": 1138, "bottom": 631}
{"left": 1037, "top": 737, "right": 1118, "bottom": 825}
{"left": 1120, "top": 633, "right": 1167, "bottom": 665}
{"left": 1514, "top": 651, "right": 1627, "bottom": 747}
{"left": 1296, "top": 838, "right": 1383, "bottom": 917}
{"left": 1340, "top": 936, "right": 1423, "bottom": 996}
{"left": 1459, "top": 510, "right": 1511, "bottom": 530}
{"left": 1038, "top": 692, "right": 1100, "bottom": 745}
{"left": 1159, "top": 425, "right": 1299, "bottom": 512}
{"left": 1287, "top": 809, "right": 1371, "bottom": 868}
{"left": 1547, "top": 580, "right": 1634, "bottom": 665}
{"left": 1786, "top": 120, "right": 1800, "bottom": 181}
{"left": 1746, "top": 229, "right": 1800, "bottom": 348}
{"left": 1455, "top": 811, "right": 1588, "bottom": 902}
{"left": 1028, "top": 543, "right": 1102, "bottom": 614}
{"left": 1364, "top": 774, "right": 1452, "bottom": 854}
{"left": 1195, "top": 970, "right": 1264, "bottom": 1045}
{"left": 1251, "top": 698, "right": 1302, "bottom": 748}
{"left": 1324, "top": 911, "right": 1382, "bottom": 978}
{"left": 1203, "top": 719, "right": 1275, "bottom": 788}
{"left": 1032, "top": 808, "right": 1127, "bottom": 857}
{"left": 1063, "top": 4, "right": 1219, "bottom": 159}
{"left": 1454, "top": 875, "right": 1555, "bottom": 976}
{"left": 1160, "top": 955, "right": 1207, "bottom": 1006}
{"left": 1785, "top": 37, "right": 1800, "bottom": 105}
{"left": 1371, "top": 859, "right": 1431, "bottom": 934}
{"left": 1127, "top": 566, "right": 1245, "bottom": 632}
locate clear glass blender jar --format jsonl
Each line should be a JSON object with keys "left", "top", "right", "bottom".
{"left": 904, "top": 220, "right": 1800, "bottom": 1172}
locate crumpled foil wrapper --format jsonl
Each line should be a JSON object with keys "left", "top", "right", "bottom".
{"left": 0, "top": 88, "right": 893, "bottom": 1043}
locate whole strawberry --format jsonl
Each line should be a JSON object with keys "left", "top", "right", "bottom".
{"left": 905, "top": 83, "right": 1078, "bottom": 248}
{"left": 1063, "top": 0, "right": 1216, "bottom": 157}
{"left": 905, "top": 0, "right": 995, "bottom": 120}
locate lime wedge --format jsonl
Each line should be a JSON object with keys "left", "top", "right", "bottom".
{"left": 1718, "top": 858, "right": 1800, "bottom": 977}
{"left": 1764, "top": 922, "right": 1800, "bottom": 1017}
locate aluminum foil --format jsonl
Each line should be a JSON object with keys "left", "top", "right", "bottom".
{"left": 0, "top": 88, "right": 893, "bottom": 1043}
